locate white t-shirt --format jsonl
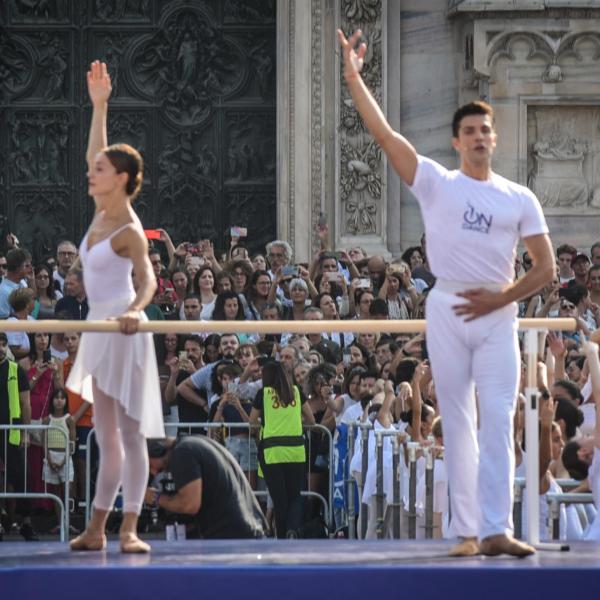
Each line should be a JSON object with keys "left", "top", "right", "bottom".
{"left": 6, "top": 315, "right": 34, "bottom": 351}
{"left": 585, "top": 447, "right": 600, "bottom": 540}
{"left": 409, "top": 156, "right": 548, "bottom": 283}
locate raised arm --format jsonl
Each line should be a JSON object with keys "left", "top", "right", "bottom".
{"left": 338, "top": 29, "right": 418, "bottom": 185}
{"left": 86, "top": 61, "right": 111, "bottom": 173}
{"left": 581, "top": 340, "right": 600, "bottom": 449}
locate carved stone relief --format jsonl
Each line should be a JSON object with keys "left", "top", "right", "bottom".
{"left": 527, "top": 106, "right": 600, "bottom": 213}
{"left": 339, "top": 0, "right": 383, "bottom": 237}
{"left": 0, "top": 1, "right": 276, "bottom": 259}
{"left": 487, "top": 30, "right": 600, "bottom": 83}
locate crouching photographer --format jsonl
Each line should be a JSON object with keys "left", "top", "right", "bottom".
{"left": 144, "top": 436, "right": 266, "bottom": 539}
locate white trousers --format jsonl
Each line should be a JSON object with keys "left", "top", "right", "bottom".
{"left": 426, "top": 288, "right": 519, "bottom": 540}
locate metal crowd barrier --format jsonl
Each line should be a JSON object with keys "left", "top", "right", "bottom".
{"left": 85, "top": 421, "right": 334, "bottom": 531}
{"left": 513, "top": 477, "right": 592, "bottom": 540}
{"left": 345, "top": 422, "right": 439, "bottom": 540}
{"left": 0, "top": 424, "right": 71, "bottom": 542}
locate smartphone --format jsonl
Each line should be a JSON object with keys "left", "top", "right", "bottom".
{"left": 43, "top": 349, "right": 52, "bottom": 363}
{"left": 358, "top": 278, "right": 371, "bottom": 288}
{"left": 230, "top": 226, "right": 247, "bottom": 238}
{"left": 144, "top": 229, "right": 161, "bottom": 240}
{"left": 420, "top": 339, "right": 429, "bottom": 361}
{"left": 178, "top": 351, "right": 188, "bottom": 361}
{"left": 326, "top": 271, "right": 340, "bottom": 282}
{"left": 281, "top": 265, "right": 299, "bottom": 278}
{"left": 317, "top": 212, "right": 327, "bottom": 232}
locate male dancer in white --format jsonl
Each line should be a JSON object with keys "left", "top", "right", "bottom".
{"left": 338, "top": 30, "right": 556, "bottom": 556}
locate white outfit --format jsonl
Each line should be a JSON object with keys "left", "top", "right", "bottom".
{"left": 42, "top": 413, "right": 75, "bottom": 485}
{"left": 66, "top": 224, "right": 164, "bottom": 514}
{"left": 585, "top": 447, "right": 600, "bottom": 540}
{"left": 410, "top": 155, "right": 548, "bottom": 540}
{"left": 6, "top": 315, "right": 35, "bottom": 351}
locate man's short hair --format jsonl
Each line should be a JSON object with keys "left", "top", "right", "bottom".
{"left": 184, "top": 293, "right": 202, "bottom": 304}
{"left": 6, "top": 248, "right": 31, "bottom": 273}
{"left": 572, "top": 253, "right": 590, "bottom": 266}
{"left": 183, "top": 334, "right": 204, "bottom": 347}
{"left": 452, "top": 101, "right": 494, "bottom": 138}
{"left": 556, "top": 244, "right": 577, "bottom": 259}
{"left": 67, "top": 267, "right": 83, "bottom": 282}
{"left": 369, "top": 298, "right": 389, "bottom": 318}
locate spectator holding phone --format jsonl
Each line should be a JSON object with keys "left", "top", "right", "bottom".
{"left": 165, "top": 335, "right": 207, "bottom": 435}
{"left": 26, "top": 332, "right": 63, "bottom": 509}
{"left": 378, "top": 264, "right": 414, "bottom": 320}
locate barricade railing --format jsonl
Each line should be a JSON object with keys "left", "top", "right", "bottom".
{"left": 85, "top": 421, "right": 334, "bottom": 531}
{"left": 513, "top": 477, "right": 592, "bottom": 540}
{"left": 2, "top": 316, "right": 577, "bottom": 547}
{"left": 0, "top": 424, "right": 71, "bottom": 541}
{"left": 345, "top": 422, "right": 440, "bottom": 540}
{"left": 546, "top": 492, "right": 595, "bottom": 540}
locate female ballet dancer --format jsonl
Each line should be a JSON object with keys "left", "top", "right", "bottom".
{"left": 67, "top": 61, "right": 165, "bottom": 553}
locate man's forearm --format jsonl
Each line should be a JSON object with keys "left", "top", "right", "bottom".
{"left": 500, "top": 263, "right": 554, "bottom": 307}
{"left": 177, "top": 383, "right": 207, "bottom": 409}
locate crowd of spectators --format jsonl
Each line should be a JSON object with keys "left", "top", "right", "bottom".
{"left": 0, "top": 229, "right": 599, "bottom": 541}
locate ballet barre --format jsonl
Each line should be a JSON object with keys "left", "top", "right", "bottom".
{"left": 1, "top": 316, "right": 578, "bottom": 549}
{"left": 0, "top": 317, "right": 578, "bottom": 334}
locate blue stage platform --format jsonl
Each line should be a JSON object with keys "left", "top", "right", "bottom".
{"left": 1, "top": 539, "right": 599, "bottom": 600}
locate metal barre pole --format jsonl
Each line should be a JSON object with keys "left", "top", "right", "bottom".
{"left": 392, "top": 436, "right": 401, "bottom": 539}
{"left": 360, "top": 426, "right": 370, "bottom": 539}
{"left": 424, "top": 445, "right": 434, "bottom": 539}
{"left": 346, "top": 424, "right": 356, "bottom": 540}
{"left": 407, "top": 442, "right": 418, "bottom": 539}
{"left": 375, "top": 432, "right": 385, "bottom": 539}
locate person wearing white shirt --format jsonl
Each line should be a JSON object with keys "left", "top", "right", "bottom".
{"left": 339, "top": 29, "right": 555, "bottom": 557}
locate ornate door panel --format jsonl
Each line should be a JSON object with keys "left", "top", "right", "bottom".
{"left": 0, "top": 0, "right": 276, "bottom": 260}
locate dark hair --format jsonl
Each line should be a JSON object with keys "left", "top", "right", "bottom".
{"left": 262, "top": 361, "right": 295, "bottom": 407}
{"left": 212, "top": 361, "right": 243, "bottom": 395}
{"left": 28, "top": 331, "right": 50, "bottom": 361}
{"left": 452, "top": 101, "right": 495, "bottom": 138}
{"left": 554, "top": 398, "right": 584, "bottom": 440}
{"left": 313, "top": 273, "right": 343, "bottom": 299}
{"left": 305, "top": 363, "right": 337, "bottom": 399}
{"left": 556, "top": 244, "right": 577, "bottom": 260}
{"left": 247, "top": 270, "right": 271, "bottom": 304}
{"left": 400, "top": 402, "right": 434, "bottom": 425}
{"left": 6, "top": 248, "right": 31, "bottom": 273}
{"left": 348, "top": 340, "right": 377, "bottom": 372}
{"left": 104, "top": 143, "right": 143, "bottom": 199}
{"left": 182, "top": 334, "right": 204, "bottom": 348}
{"left": 553, "top": 380, "right": 584, "bottom": 405}
{"left": 369, "top": 298, "right": 389, "bottom": 318}
{"left": 35, "top": 263, "right": 57, "bottom": 301}
{"left": 50, "top": 388, "right": 69, "bottom": 415}
{"left": 203, "top": 333, "right": 221, "bottom": 362}
{"left": 212, "top": 291, "right": 244, "bottom": 321}
{"left": 154, "top": 333, "right": 183, "bottom": 364}
{"left": 215, "top": 270, "right": 234, "bottom": 291}
{"left": 395, "top": 357, "right": 420, "bottom": 384}
{"left": 401, "top": 246, "right": 423, "bottom": 269}
{"left": 561, "top": 440, "right": 589, "bottom": 480}
{"left": 314, "top": 293, "right": 338, "bottom": 318}
{"left": 0, "top": 332, "right": 7, "bottom": 344}
{"left": 355, "top": 288, "right": 375, "bottom": 308}
{"left": 183, "top": 293, "right": 202, "bottom": 305}
{"left": 193, "top": 266, "right": 217, "bottom": 295}
{"left": 343, "top": 365, "right": 367, "bottom": 397}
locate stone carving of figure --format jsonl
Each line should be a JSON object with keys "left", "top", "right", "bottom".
{"left": 177, "top": 31, "right": 198, "bottom": 89}
{"left": 39, "top": 39, "right": 67, "bottom": 100}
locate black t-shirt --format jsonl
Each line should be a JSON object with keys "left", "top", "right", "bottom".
{"left": 175, "top": 370, "right": 208, "bottom": 434}
{"left": 169, "top": 436, "right": 266, "bottom": 539}
{"left": 0, "top": 359, "right": 30, "bottom": 446}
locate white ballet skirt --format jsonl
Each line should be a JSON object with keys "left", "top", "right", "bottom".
{"left": 66, "top": 225, "right": 165, "bottom": 439}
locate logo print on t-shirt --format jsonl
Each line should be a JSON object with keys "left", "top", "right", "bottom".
{"left": 462, "top": 203, "right": 492, "bottom": 234}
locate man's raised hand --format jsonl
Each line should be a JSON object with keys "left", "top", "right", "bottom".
{"left": 337, "top": 29, "right": 367, "bottom": 80}
{"left": 87, "top": 60, "right": 112, "bottom": 106}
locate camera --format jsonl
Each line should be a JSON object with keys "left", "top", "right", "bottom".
{"left": 160, "top": 473, "right": 177, "bottom": 495}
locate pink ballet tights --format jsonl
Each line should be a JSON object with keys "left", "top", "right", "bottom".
{"left": 91, "top": 380, "right": 148, "bottom": 514}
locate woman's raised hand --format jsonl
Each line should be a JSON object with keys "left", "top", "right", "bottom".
{"left": 337, "top": 29, "right": 367, "bottom": 80}
{"left": 87, "top": 60, "right": 112, "bottom": 106}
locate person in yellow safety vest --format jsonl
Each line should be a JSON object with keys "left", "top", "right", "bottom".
{"left": 0, "top": 331, "right": 38, "bottom": 541}
{"left": 250, "top": 360, "right": 315, "bottom": 538}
